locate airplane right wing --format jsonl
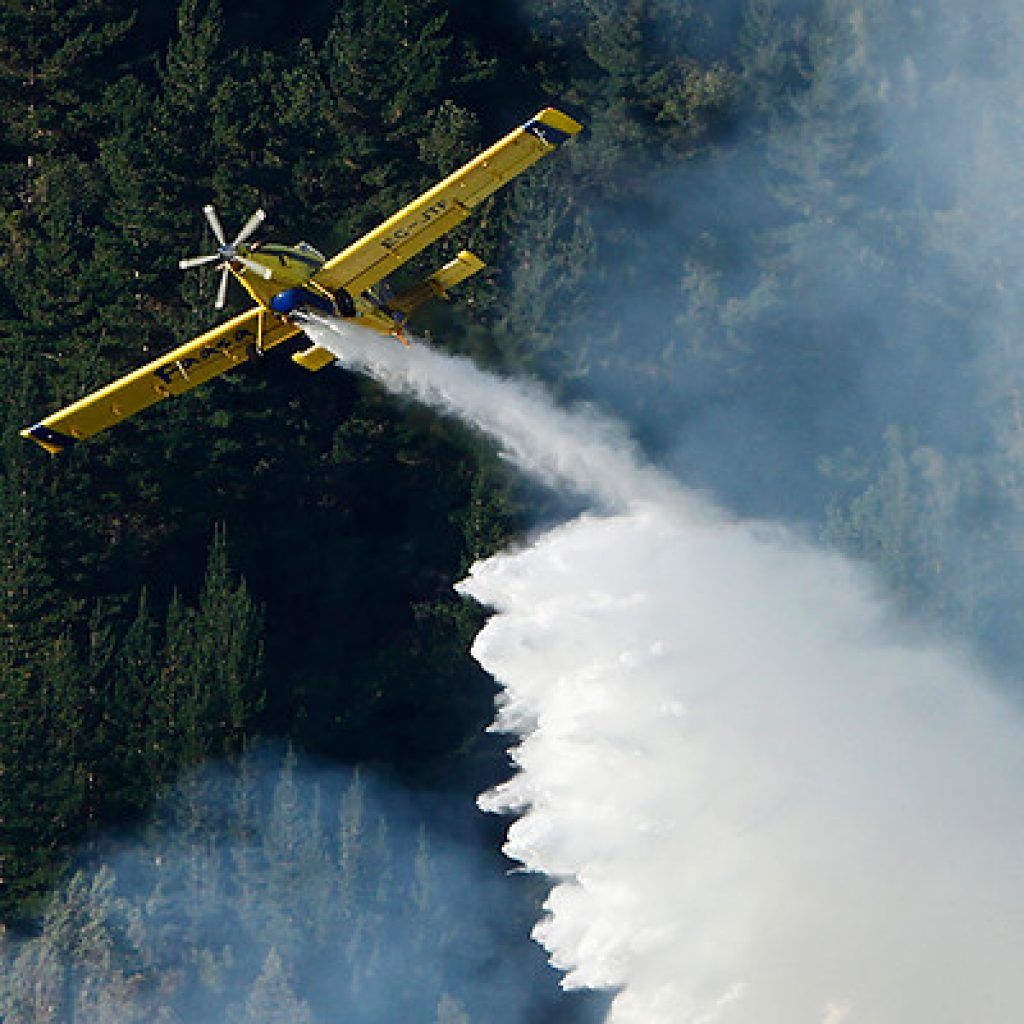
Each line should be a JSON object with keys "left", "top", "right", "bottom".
{"left": 310, "top": 108, "right": 583, "bottom": 300}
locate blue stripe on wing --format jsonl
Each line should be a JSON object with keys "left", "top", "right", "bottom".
{"left": 523, "top": 117, "right": 573, "bottom": 146}
{"left": 27, "top": 423, "right": 77, "bottom": 452}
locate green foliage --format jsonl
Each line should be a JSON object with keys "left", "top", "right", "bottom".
{"left": 0, "top": 527, "right": 262, "bottom": 922}
{"left": 2, "top": 1, "right": 1022, "bottom": 992}
{"left": 0, "top": 0, "right": 135, "bottom": 164}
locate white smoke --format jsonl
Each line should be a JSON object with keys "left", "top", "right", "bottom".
{"left": 304, "top": 318, "right": 1024, "bottom": 1023}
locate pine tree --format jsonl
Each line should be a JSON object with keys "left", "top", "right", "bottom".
{"left": 0, "top": 628, "right": 89, "bottom": 920}
{"left": 0, "top": 0, "right": 138, "bottom": 399}
{"left": 0, "top": 0, "right": 135, "bottom": 171}
{"left": 97, "top": 0, "right": 228, "bottom": 346}
{"left": 95, "top": 591, "right": 160, "bottom": 817}
{"left": 230, "top": 744, "right": 263, "bottom": 936}
{"left": 315, "top": 0, "right": 457, "bottom": 234}
{"left": 228, "top": 947, "right": 313, "bottom": 1024}
{"left": 337, "top": 767, "right": 366, "bottom": 920}
{"left": 0, "top": 450, "right": 61, "bottom": 648}
{"left": 263, "top": 747, "right": 331, "bottom": 959}
{"left": 152, "top": 0, "right": 225, "bottom": 226}
{"left": 822, "top": 427, "right": 955, "bottom": 616}
{"left": 145, "top": 528, "right": 263, "bottom": 775}
{"left": 186, "top": 525, "right": 264, "bottom": 755}
{"left": 0, "top": 867, "right": 137, "bottom": 1023}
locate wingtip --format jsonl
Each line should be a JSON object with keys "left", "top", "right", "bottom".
{"left": 525, "top": 107, "right": 584, "bottom": 146}
{"left": 21, "top": 423, "right": 75, "bottom": 455}
{"left": 542, "top": 107, "right": 584, "bottom": 132}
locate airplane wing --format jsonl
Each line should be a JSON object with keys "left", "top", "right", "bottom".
{"left": 21, "top": 309, "right": 300, "bottom": 454}
{"left": 311, "top": 107, "right": 583, "bottom": 299}
{"left": 22, "top": 107, "right": 582, "bottom": 455}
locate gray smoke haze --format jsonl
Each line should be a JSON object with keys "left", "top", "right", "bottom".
{"left": 546, "top": 0, "right": 1024, "bottom": 478}
{"left": 301, "top": 12, "right": 1024, "bottom": 999}
{"left": 0, "top": 750, "right": 583, "bottom": 1024}
{"left": 508, "top": 0, "right": 1024, "bottom": 673}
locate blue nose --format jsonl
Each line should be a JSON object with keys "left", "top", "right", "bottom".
{"left": 270, "top": 287, "right": 335, "bottom": 316}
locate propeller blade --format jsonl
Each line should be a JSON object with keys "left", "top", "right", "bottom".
{"left": 238, "top": 255, "right": 273, "bottom": 280}
{"left": 203, "top": 204, "right": 227, "bottom": 246}
{"left": 179, "top": 253, "right": 221, "bottom": 270}
{"left": 233, "top": 208, "right": 266, "bottom": 246}
{"left": 215, "top": 266, "right": 230, "bottom": 310}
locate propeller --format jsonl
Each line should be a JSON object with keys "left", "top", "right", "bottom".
{"left": 179, "top": 204, "right": 272, "bottom": 309}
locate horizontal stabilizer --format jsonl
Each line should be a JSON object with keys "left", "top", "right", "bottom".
{"left": 291, "top": 343, "right": 337, "bottom": 372}
{"left": 391, "top": 250, "right": 486, "bottom": 317}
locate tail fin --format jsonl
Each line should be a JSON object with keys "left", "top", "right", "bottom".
{"left": 391, "top": 250, "right": 486, "bottom": 318}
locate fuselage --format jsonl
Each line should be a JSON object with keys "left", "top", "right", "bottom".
{"left": 228, "top": 241, "right": 400, "bottom": 333}
{"left": 234, "top": 241, "right": 325, "bottom": 301}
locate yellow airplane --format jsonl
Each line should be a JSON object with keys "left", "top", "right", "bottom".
{"left": 21, "top": 107, "right": 583, "bottom": 454}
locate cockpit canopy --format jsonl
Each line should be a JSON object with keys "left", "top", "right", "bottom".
{"left": 294, "top": 241, "right": 325, "bottom": 262}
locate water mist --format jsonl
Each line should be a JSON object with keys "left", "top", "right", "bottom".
{"left": 304, "top": 316, "right": 1024, "bottom": 1024}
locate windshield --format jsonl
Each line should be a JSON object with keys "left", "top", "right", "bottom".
{"left": 294, "top": 241, "right": 325, "bottom": 262}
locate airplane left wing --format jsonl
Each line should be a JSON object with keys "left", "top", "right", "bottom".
{"left": 311, "top": 107, "right": 582, "bottom": 299}
{"left": 21, "top": 309, "right": 300, "bottom": 454}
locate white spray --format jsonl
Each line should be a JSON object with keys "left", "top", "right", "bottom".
{"left": 303, "top": 317, "right": 1024, "bottom": 1024}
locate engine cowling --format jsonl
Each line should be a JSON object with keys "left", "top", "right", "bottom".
{"left": 270, "top": 287, "right": 335, "bottom": 316}
{"left": 270, "top": 287, "right": 357, "bottom": 318}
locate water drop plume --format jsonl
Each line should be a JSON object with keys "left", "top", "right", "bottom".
{"left": 299, "top": 315, "right": 672, "bottom": 510}
{"left": 304, "top": 317, "right": 1024, "bottom": 1024}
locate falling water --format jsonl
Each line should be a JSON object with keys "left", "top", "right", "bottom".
{"left": 303, "top": 317, "right": 1024, "bottom": 1023}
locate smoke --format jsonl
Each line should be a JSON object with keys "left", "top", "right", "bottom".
{"left": 303, "top": 316, "right": 1024, "bottom": 1022}
{"left": 292, "top": 8, "right": 1024, "bottom": 1018}
{"left": 0, "top": 749, "right": 577, "bottom": 1024}
{"left": 465, "top": 503, "right": 1024, "bottom": 1023}
{"left": 495, "top": 1, "right": 1024, "bottom": 678}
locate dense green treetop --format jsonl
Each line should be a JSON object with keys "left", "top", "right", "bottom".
{"left": 2, "top": 8, "right": 1023, "bottom": 1021}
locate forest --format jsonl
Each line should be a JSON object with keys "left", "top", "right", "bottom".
{"left": 3, "top": 0, "right": 1024, "bottom": 1020}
